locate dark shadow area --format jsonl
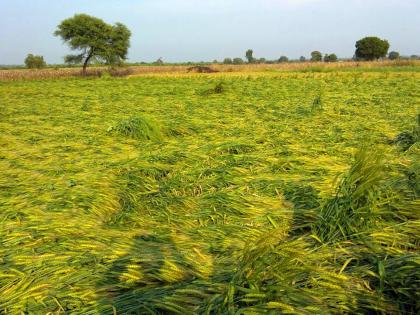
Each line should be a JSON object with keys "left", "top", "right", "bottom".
{"left": 282, "top": 182, "right": 320, "bottom": 235}
{"left": 95, "top": 233, "right": 211, "bottom": 314}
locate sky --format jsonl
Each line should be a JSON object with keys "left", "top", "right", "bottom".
{"left": 0, "top": 0, "right": 419, "bottom": 64}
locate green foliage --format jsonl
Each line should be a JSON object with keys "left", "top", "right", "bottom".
{"left": 311, "top": 51, "right": 323, "bottom": 62}
{"left": 324, "top": 53, "right": 338, "bottom": 62}
{"left": 108, "top": 116, "right": 163, "bottom": 141}
{"left": 223, "top": 58, "right": 233, "bottom": 64}
{"left": 0, "top": 72, "right": 418, "bottom": 313}
{"left": 388, "top": 51, "right": 400, "bottom": 60}
{"left": 245, "top": 49, "right": 255, "bottom": 63}
{"left": 24, "top": 54, "right": 46, "bottom": 69}
{"left": 355, "top": 36, "right": 390, "bottom": 61}
{"left": 299, "top": 56, "right": 306, "bottom": 62}
{"left": 393, "top": 114, "right": 420, "bottom": 151}
{"left": 55, "top": 14, "right": 131, "bottom": 73}
{"left": 311, "top": 94, "right": 323, "bottom": 111}
{"left": 278, "top": 55, "right": 289, "bottom": 63}
{"left": 313, "top": 146, "right": 385, "bottom": 243}
{"left": 199, "top": 81, "right": 226, "bottom": 95}
{"left": 232, "top": 57, "right": 244, "bottom": 65}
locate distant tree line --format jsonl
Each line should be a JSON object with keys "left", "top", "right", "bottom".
{"left": 22, "top": 17, "right": 419, "bottom": 71}
{"left": 219, "top": 37, "right": 409, "bottom": 65}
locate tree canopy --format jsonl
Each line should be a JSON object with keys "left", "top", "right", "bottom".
{"left": 24, "top": 54, "right": 46, "bottom": 69}
{"left": 388, "top": 51, "right": 400, "bottom": 60}
{"left": 223, "top": 58, "right": 233, "bottom": 65}
{"left": 355, "top": 37, "right": 389, "bottom": 61}
{"left": 55, "top": 14, "right": 131, "bottom": 73}
{"left": 311, "top": 51, "right": 322, "bottom": 62}
{"left": 278, "top": 56, "right": 289, "bottom": 63}
{"left": 233, "top": 57, "right": 244, "bottom": 65}
{"left": 324, "top": 53, "right": 338, "bottom": 62}
{"left": 245, "top": 49, "right": 255, "bottom": 63}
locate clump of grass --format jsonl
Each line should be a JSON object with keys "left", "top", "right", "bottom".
{"left": 215, "top": 142, "right": 254, "bottom": 155}
{"left": 311, "top": 94, "right": 324, "bottom": 112}
{"left": 213, "top": 81, "right": 225, "bottom": 94}
{"left": 313, "top": 146, "right": 385, "bottom": 243}
{"left": 199, "top": 81, "right": 226, "bottom": 95}
{"left": 108, "top": 116, "right": 163, "bottom": 141}
{"left": 206, "top": 233, "right": 388, "bottom": 314}
{"left": 392, "top": 114, "right": 419, "bottom": 151}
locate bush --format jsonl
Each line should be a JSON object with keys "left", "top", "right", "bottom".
{"left": 24, "top": 54, "right": 46, "bottom": 69}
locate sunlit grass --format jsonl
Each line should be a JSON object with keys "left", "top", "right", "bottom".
{"left": 0, "top": 69, "right": 418, "bottom": 313}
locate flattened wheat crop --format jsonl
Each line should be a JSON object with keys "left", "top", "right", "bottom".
{"left": 0, "top": 70, "right": 419, "bottom": 314}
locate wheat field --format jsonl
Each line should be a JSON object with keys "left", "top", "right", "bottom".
{"left": 0, "top": 68, "right": 419, "bottom": 314}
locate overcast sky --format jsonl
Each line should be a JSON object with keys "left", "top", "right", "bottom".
{"left": 0, "top": 0, "right": 419, "bottom": 64}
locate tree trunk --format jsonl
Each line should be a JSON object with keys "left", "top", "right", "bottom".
{"left": 82, "top": 50, "right": 94, "bottom": 75}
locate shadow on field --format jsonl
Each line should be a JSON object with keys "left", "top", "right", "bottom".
{"left": 95, "top": 234, "right": 191, "bottom": 314}
{"left": 98, "top": 235, "right": 183, "bottom": 315}
{"left": 282, "top": 182, "right": 321, "bottom": 234}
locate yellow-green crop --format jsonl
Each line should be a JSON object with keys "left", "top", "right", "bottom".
{"left": 0, "top": 70, "right": 419, "bottom": 314}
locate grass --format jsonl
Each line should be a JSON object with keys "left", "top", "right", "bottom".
{"left": 0, "top": 68, "right": 419, "bottom": 314}
{"left": 108, "top": 116, "right": 163, "bottom": 141}
{"left": 2, "top": 60, "right": 420, "bottom": 81}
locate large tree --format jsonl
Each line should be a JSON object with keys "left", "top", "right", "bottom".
{"left": 55, "top": 14, "right": 131, "bottom": 74}
{"left": 355, "top": 37, "right": 389, "bottom": 61}
{"left": 324, "top": 53, "right": 338, "bottom": 62}
{"left": 245, "top": 49, "right": 255, "bottom": 63}
{"left": 278, "top": 56, "right": 289, "bottom": 63}
{"left": 24, "top": 54, "right": 46, "bottom": 69}
{"left": 311, "top": 51, "right": 322, "bottom": 62}
{"left": 388, "top": 51, "right": 400, "bottom": 60}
